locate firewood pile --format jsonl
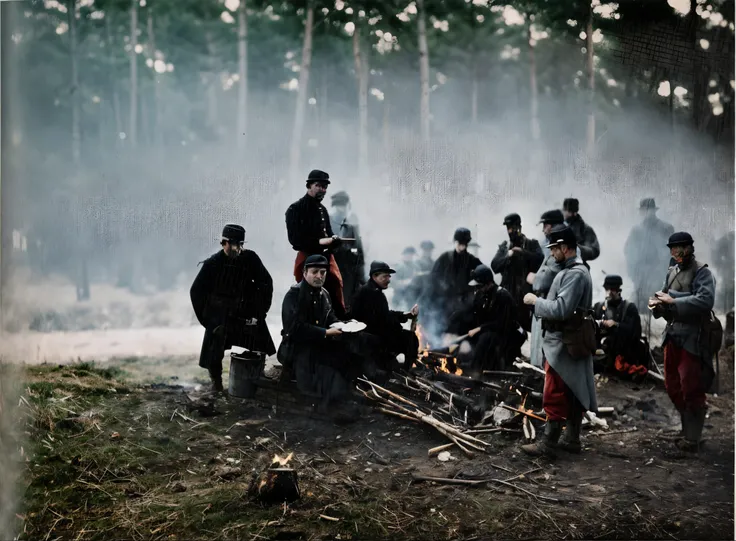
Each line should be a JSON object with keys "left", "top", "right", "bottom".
{"left": 356, "top": 356, "right": 550, "bottom": 458}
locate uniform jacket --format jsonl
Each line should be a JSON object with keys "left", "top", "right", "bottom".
{"left": 190, "top": 250, "right": 276, "bottom": 368}
{"left": 534, "top": 256, "right": 598, "bottom": 412}
{"left": 285, "top": 194, "right": 335, "bottom": 255}
{"left": 566, "top": 214, "right": 600, "bottom": 263}
{"left": 350, "top": 279, "right": 410, "bottom": 340}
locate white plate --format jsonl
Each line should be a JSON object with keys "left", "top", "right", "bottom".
{"left": 329, "top": 320, "right": 367, "bottom": 333}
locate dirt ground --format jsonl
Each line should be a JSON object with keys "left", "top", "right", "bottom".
{"left": 8, "top": 354, "right": 734, "bottom": 541}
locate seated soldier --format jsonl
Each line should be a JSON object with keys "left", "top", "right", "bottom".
{"left": 447, "top": 264, "right": 526, "bottom": 377}
{"left": 277, "top": 255, "right": 364, "bottom": 416}
{"left": 350, "top": 261, "right": 420, "bottom": 370}
{"left": 592, "top": 275, "right": 648, "bottom": 377}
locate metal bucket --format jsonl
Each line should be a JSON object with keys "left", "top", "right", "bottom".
{"left": 229, "top": 350, "right": 266, "bottom": 398}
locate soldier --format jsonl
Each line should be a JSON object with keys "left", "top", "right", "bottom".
{"left": 190, "top": 224, "right": 276, "bottom": 393}
{"left": 592, "top": 275, "right": 646, "bottom": 376}
{"left": 350, "top": 261, "right": 420, "bottom": 370}
{"left": 285, "top": 169, "right": 348, "bottom": 319}
{"left": 624, "top": 198, "right": 675, "bottom": 313}
{"left": 416, "top": 240, "right": 436, "bottom": 273}
{"left": 424, "top": 227, "right": 482, "bottom": 337}
{"left": 278, "top": 255, "right": 362, "bottom": 417}
{"left": 563, "top": 198, "right": 600, "bottom": 266}
{"left": 650, "top": 232, "right": 716, "bottom": 452}
{"left": 521, "top": 225, "right": 597, "bottom": 457}
{"left": 712, "top": 230, "right": 734, "bottom": 314}
{"left": 491, "top": 213, "right": 544, "bottom": 332}
{"left": 393, "top": 246, "right": 418, "bottom": 310}
{"left": 527, "top": 209, "right": 566, "bottom": 367}
{"left": 329, "top": 191, "right": 366, "bottom": 311}
{"left": 447, "top": 264, "right": 526, "bottom": 376}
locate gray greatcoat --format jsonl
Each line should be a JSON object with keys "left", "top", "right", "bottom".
{"left": 529, "top": 253, "right": 563, "bottom": 367}
{"left": 533, "top": 256, "right": 598, "bottom": 413}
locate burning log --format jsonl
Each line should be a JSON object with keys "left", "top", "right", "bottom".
{"left": 248, "top": 453, "right": 300, "bottom": 505}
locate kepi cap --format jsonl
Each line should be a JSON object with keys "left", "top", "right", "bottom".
{"left": 304, "top": 254, "right": 330, "bottom": 269}
{"left": 468, "top": 264, "right": 494, "bottom": 286}
{"left": 667, "top": 231, "right": 694, "bottom": 248}
{"left": 603, "top": 275, "right": 623, "bottom": 290}
{"left": 221, "top": 224, "right": 245, "bottom": 243}
{"left": 370, "top": 261, "right": 396, "bottom": 276}
{"left": 545, "top": 225, "right": 577, "bottom": 249}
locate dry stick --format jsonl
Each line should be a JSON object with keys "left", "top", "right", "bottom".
{"left": 500, "top": 404, "right": 546, "bottom": 422}
{"left": 428, "top": 442, "right": 455, "bottom": 456}
{"left": 358, "top": 378, "right": 420, "bottom": 409}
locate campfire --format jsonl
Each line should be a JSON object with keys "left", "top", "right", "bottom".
{"left": 415, "top": 324, "right": 464, "bottom": 376}
{"left": 249, "top": 452, "right": 300, "bottom": 505}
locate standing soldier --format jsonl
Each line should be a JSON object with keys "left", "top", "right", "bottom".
{"left": 562, "top": 198, "right": 600, "bottom": 266}
{"left": 190, "top": 224, "right": 276, "bottom": 393}
{"left": 416, "top": 240, "right": 436, "bottom": 273}
{"left": 393, "top": 246, "right": 418, "bottom": 310}
{"left": 527, "top": 209, "right": 566, "bottom": 367}
{"left": 329, "top": 191, "right": 366, "bottom": 311}
{"left": 650, "top": 232, "right": 716, "bottom": 453}
{"left": 285, "top": 169, "right": 348, "bottom": 319}
{"left": 712, "top": 230, "right": 734, "bottom": 314}
{"left": 491, "top": 213, "right": 544, "bottom": 332}
{"left": 624, "top": 198, "right": 675, "bottom": 314}
{"left": 425, "top": 227, "right": 482, "bottom": 336}
{"left": 521, "top": 225, "right": 597, "bottom": 457}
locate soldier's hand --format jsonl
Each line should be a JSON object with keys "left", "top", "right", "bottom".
{"left": 319, "top": 236, "right": 336, "bottom": 246}
{"left": 409, "top": 304, "right": 419, "bottom": 317}
{"left": 601, "top": 319, "right": 616, "bottom": 328}
{"left": 468, "top": 326, "right": 481, "bottom": 338}
{"left": 523, "top": 293, "right": 538, "bottom": 306}
{"left": 326, "top": 327, "right": 343, "bottom": 337}
{"left": 511, "top": 247, "right": 523, "bottom": 253}
{"left": 655, "top": 291, "right": 674, "bottom": 305}
{"left": 526, "top": 272, "right": 536, "bottom": 285}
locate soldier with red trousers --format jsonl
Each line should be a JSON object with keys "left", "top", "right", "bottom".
{"left": 650, "top": 232, "right": 716, "bottom": 453}
{"left": 285, "top": 169, "right": 347, "bottom": 319}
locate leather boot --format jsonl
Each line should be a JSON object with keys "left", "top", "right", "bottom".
{"left": 559, "top": 407, "right": 584, "bottom": 454}
{"left": 521, "top": 420, "right": 562, "bottom": 457}
{"left": 209, "top": 370, "right": 224, "bottom": 393}
{"left": 676, "top": 408, "right": 705, "bottom": 452}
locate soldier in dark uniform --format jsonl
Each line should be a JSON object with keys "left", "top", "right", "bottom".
{"left": 592, "top": 275, "right": 646, "bottom": 376}
{"left": 328, "top": 191, "right": 366, "bottom": 311}
{"left": 712, "top": 230, "right": 734, "bottom": 314}
{"left": 650, "top": 232, "right": 717, "bottom": 452}
{"left": 285, "top": 169, "right": 347, "bottom": 319}
{"left": 448, "top": 265, "right": 526, "bottom": 376}
{"left": 277, "top": 255, "right": 362, "bottom": 416}
{"left": 416, "top": 240, "right": 435, "bottom": 273}
{"left": 423, "top": 227, "right": 482, "bottom": 337}
{"left": 491, "top": 213, "right": 544, "bottom": 332}
{"left": 624, "top": 198, "right": 675, "bottom": 313}
{"left": 350, "top": 261, "right": 420, "bottom": 370}
{"left": 190, "top": 224, "right": 276, "bottom": 393}
{"left": 563, "top": 198, "right": 600, "bottom": 266}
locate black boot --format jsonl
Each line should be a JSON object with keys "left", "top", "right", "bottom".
{"left": 676, "top": 408, "right": 705, "bottom": 452}
{"left": 209, "top": 370, "right": 224, "bottom": 394}
{"left": 521, "top": 420, "right": 562, "bottom": 457}
{"left": 559, "top": 406, "right": 584, "bottom": 454}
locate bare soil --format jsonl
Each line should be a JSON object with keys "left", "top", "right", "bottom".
{"left": 11, "top": 358, "right": 735, "bottom": 541}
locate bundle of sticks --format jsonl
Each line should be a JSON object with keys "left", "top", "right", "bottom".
{"left": 356, "top": 377, "right": 492, "bottom": 458}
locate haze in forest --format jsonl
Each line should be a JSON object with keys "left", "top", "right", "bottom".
{"left": 0, "top": 0, "right": 733, "bottom": 331}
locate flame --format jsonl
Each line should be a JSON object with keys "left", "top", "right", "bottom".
{"left": 415, "top": 324, "right": 430, "bottom": 351}
{"left": 437, "top": 356, "right": 463, "bottom": 377}
{"left": 271, "top": 452, "right": 293, "bottom": 467}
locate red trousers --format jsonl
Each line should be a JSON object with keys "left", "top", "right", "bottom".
{"left": 542, "top": 360, "right": 577, "bottom": 421}
{"left": 293, "top": 252, "right": 346, "bottom": 317}
{"left": 664, "top": 342, "right": 706, "bottom": 411}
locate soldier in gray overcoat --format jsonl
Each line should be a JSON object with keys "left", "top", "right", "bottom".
{"left": 521, "top": 225, "right": 598, "bottom": 457}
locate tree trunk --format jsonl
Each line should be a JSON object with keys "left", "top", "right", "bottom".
{"left": 105, "top": 14, "right": 123, "bottom": 148}
{"left": 289, "top": 3, "right": 314, "bottom": 178}
{"left": 352, "top": 23, "right": 369, "bottom": 172}
{"left": 528, "top": 23, "right": 540, "bottom": 140}
{"left": 585, "top": 1, "right": 595, "bottom": 156}
{"left": 688, "top": 0, "right": 705, "bottom": 131}
{"left": 417, "top": 0, "right": 430, "bottom": 143}
{"left": 205, "top": 32, "right": 219, "bottom": 139}
{"left": 383, "top": 98, "right": 390, "bottom": 154}
{"left": 236, "top": 0, "right": 248, "bottom": 149}
{"left": 147, "top": 3, "right": 163, "bottom": 153}
{"left": 471, "top": 67, "right": 478, "bottom": 125}
{"left": 129, "top": 0, "right": 138, "bottom": 148}
{"left": 69, "top": 0, "right": 81, "bottom": 165}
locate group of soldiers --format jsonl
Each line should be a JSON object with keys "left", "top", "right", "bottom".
{"left": 190, "top": 168, "right": 732, "bottom": 454}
